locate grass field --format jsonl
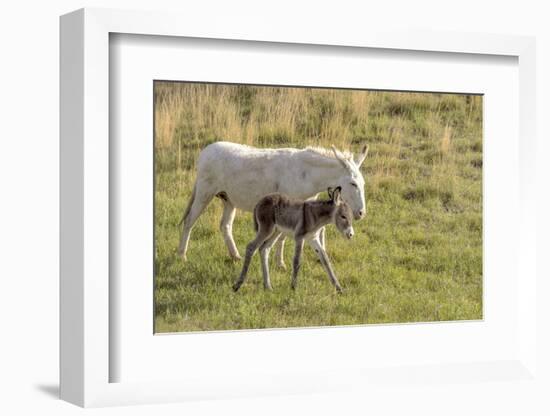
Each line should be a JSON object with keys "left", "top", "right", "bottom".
{"left": 154, "top": 82, "right": 483, "bottom": 333}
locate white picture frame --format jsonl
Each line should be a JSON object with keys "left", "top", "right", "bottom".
{"left": 60, "top": 8, "right": 537, "bottom": 408}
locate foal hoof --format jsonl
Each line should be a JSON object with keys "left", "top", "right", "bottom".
{"left": 230, "top": 254, "right": 242, "bottom": 261}
{"left": 276, "top": 262, "right": 287, "bottom": 270}
{"left": 232, "top": 283, "right": 241, "bottom": 292}
{"left": 177, "top": 247, "right": 186, "bottom": 260}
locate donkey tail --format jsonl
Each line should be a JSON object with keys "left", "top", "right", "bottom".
{"left": 179, "top": 183, "right": 197, "bottom": 227}
{"left": 253, "top": 206, "right": 259, "bottom": 232}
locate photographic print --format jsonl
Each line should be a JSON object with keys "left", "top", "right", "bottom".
{"left": 154, "top": 81, "right": 482, "bottom": 333}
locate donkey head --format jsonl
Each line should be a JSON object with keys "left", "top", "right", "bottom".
{"left": 328, "top": 187, "right": 355, "bottom": 239}
{"left": 331, "top": 145, "right": 368, "bottom": 220}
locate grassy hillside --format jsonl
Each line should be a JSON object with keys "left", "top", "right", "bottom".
{"left": 154, "top": 82, "right": 483, "bottom": 332}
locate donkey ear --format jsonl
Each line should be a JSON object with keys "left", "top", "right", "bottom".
{"left": 333, "top": 186, "right": 342, "bottom": 204}
{"left": 331, "top": 145, "right": 351, "bottom": 170}
{"left": 327, "top": 187, "right": 334, "bottom": 199}
{"left": 354, "top": 144, "right": 369, "bottom": 167}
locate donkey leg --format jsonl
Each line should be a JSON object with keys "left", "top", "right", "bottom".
{"left": 219, "top": 197, "right": 241, "bottom": 260}
{"left": 233, "top": 225, "right": 274, "bottom": 292}
{"left": 274, "top": 236, "right": 287, "bottom": 270}
{"left": 259, "top": 231, "right": 282, "bottom": 290}
{"left": 290, "top": 238, "right": 305, "bottom": 290}
{"left": 178, "top": 184, "right": 214, "bottom": 261}
{"left": 319, "top": 227, "right": 326, "bottom": 250}
{"left": 308, "top": 237, "right": 343, "bottom": 293}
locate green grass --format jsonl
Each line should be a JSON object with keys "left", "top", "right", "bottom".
{"left": 154, "top": 83, "right": 483, "bottom": 332}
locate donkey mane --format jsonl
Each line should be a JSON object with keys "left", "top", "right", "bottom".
{"left": 300, "top": 146, "right": 355, "bottom": 169}
{"left": 303, "top": 146, "right": 354, "bottom": 161}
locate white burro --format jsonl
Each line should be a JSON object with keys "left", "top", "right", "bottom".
{"left": 178, "top": 141, "right": 368, "bottom": 267}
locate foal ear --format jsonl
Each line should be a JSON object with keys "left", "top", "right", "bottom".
{"left": 327, "top": 187, "right": 334, "bottom": 199}
{"left": 333, "top": 186, "right": 343, "bottom": 204}
{"left": 354, "top": 144, "right": 369, "bottom": 167}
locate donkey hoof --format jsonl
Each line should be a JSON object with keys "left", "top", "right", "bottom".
{"left": 232, "top": 283, "right": 241, "bottom": 292}
{"left": 336, "top": 286, "right": 344, "bottom": 294}
{"left": 264, "top": 285, "right": 273, "bottom": 291}
{"left": 277, "top": 262, "right": 287, "bottom": 270}
{"left": 231, "top": 254, "right": 242, "bottom": 261}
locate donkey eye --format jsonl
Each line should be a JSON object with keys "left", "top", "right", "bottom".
{"left": 350, "top": 182, "right": 358, "bottom": 188}
{"left": 340, "top": 215, "right": 347, "bottom": 219}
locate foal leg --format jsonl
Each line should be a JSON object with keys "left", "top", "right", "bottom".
{"left": 290, "top": 238, "right": 305, "bottom": 290}
{"left": 233, "top": 224, "right": 274, "bottom": 292}
{"left": 274, "top": 236, "right": 287, "bottom": 270}
{"left": 219, "top": 196, "right": 241, "bottom": 260}
{"left": 259, "top": 231, "right": 282, "bottom": 290}
{"left": 314, "top": 194, "right": 326, "bottom": 251}
{"left": 308, "top": 237, "right": 343, "bottom": 293}
{"left": 178, "top": 183, "right": 215, "bottom": 261}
